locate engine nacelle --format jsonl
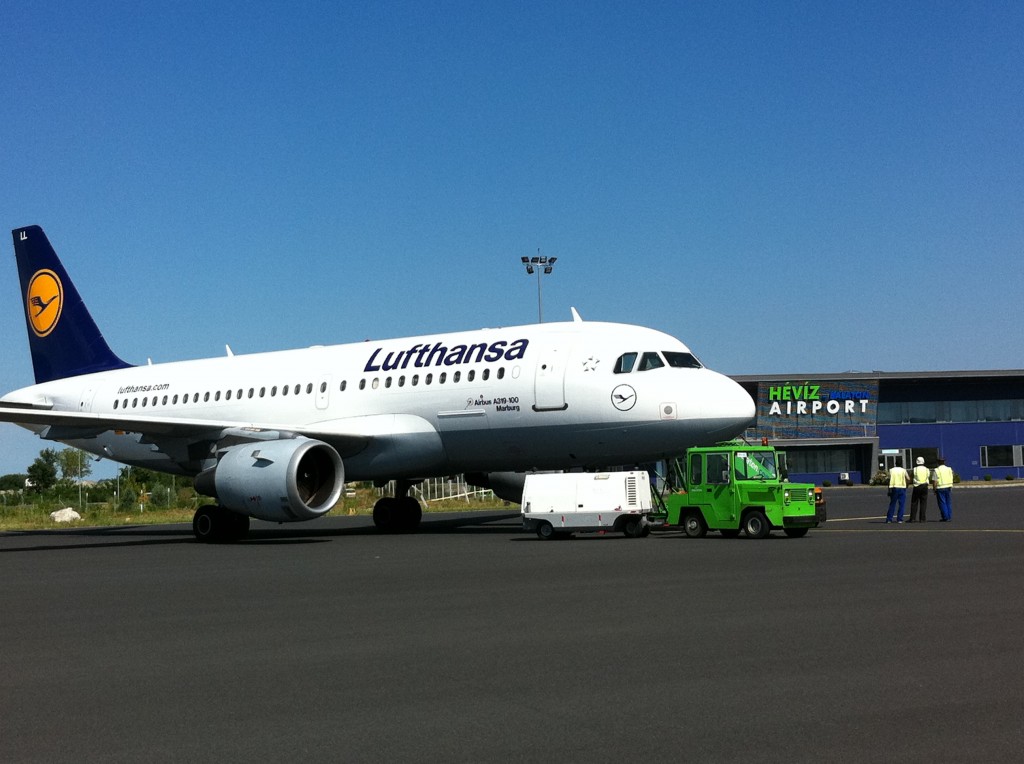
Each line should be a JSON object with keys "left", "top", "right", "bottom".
{"left": 195, "top": 438, "right": 344, "bottom": 522}
{"left": 465, "top": 471, "right": 529, "bottom": 504}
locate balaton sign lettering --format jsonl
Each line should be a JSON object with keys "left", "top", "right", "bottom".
{"left": 766, "top": 384, "right": 870, "bottom": 416}
{"left": 365, "top": 338, "right": 529, "bottom": 372}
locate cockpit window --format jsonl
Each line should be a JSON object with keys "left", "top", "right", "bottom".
{"left": 663, "top": 351, "right": 703, "bottom": 369}
{"left": 614, "top": 352, "right": 637, "bottom": 374}
{"left": 638, "top": 352, "right": 664, "bottom": 371}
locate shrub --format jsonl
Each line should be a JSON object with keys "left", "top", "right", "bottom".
{"left": 869, "top": 470, "right": 888, "bottom": 486}
{"left": 1006, "top": 475, "right": 1015, "bottom": 481}
{"left": 984, "top": 474, "right": 992, "bottom": 481}
{"left": 822, "top": 480, "right": 832, "bottom": 487}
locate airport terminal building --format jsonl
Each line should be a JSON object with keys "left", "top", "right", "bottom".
{"left": 731, "top": 371, "right": 1024, "bottom": 485}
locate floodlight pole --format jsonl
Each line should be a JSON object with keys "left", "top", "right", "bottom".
{"left": 520, "top": 250, "right": 557, "bottom": 323}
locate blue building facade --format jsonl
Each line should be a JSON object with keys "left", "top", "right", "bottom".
{"left": 734, "top": 371, "right": 1024, "bottom": 485}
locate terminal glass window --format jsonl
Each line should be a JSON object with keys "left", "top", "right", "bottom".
{"left": 785, "top": 448, "right": 857, "bottom": 473}
{"left": 980, "top": 445, "right": 1014, "bottom": 467}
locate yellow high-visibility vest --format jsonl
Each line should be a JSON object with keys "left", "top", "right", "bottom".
{"left": 913, "top": 465, "right": 930, "bottom": 485}
{"left": 888, "top": 467, "right": 909, "bottom": 488}
{"left": 934, "top": 465, "right": 954, "bottom": 489}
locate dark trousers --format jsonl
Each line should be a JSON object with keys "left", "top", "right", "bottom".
{"left": 908, "top": 485, "right": 928, "bottom": 522}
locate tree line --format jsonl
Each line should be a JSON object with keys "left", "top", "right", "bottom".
{"left": 0, "top": 447, "right": 198, "bottom": 511}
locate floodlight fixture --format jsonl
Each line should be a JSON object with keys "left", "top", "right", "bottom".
{"left": 520, "top": 248, "right": 557, "bottom": 323}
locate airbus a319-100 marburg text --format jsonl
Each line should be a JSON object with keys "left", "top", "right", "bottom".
{"left": 0, "top": 226, "right": 755, "bottom": 542}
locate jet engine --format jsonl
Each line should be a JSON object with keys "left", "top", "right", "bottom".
{"left": 465, "top": 471, "right": 529, "bottom": 504}
{"left": 195, "top": 437, "right": 344, "bottom": 522}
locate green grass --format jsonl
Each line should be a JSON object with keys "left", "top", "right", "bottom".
{"left": 0, "top": 492, "right": 511, "bottom": 532}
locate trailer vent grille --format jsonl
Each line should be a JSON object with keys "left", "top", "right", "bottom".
{"left": 625, "top": 475, "right": 638, "bottom": 507}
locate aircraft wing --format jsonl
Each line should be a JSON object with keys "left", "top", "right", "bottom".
{"left": 0, "top": 404, "right": 374, "bottom": 459}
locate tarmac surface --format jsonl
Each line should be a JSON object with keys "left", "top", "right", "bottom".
{"left": 2, "top": 485, "right": 1023, "bottom": 763}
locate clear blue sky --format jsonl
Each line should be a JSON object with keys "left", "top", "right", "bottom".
{"left": 1, "top": 1, "right": 1022, "bottom": 477}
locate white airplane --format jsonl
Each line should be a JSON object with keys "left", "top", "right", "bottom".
{"left": 0, "top": 226, "right": 755, "bottom": 541}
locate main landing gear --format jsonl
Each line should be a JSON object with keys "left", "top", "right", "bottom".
{"left": 193, "top": 505, "right": 250, "bottom": 543}
{"left": 372, "top": 480, "right": 423, "bottom": 533}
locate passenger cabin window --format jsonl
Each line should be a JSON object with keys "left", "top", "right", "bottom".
{"left": 638, "top": 352, "right": 664, "bottom": 371}
{"left": 663, "top": 351, "right": 702, "bottom": 369}
{"left": 614, "top": 353, "right": 637, "bottom": 374}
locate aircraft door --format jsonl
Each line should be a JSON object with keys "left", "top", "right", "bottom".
{"left": 533, "top": 341, "right": 569, "bottom": 411}
{"left": 79, "top": 388, "right": 95, "bottom": 413}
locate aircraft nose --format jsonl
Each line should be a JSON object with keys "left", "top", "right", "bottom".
{"left": 704, "top": 372, "right": 756, "bottom": 439}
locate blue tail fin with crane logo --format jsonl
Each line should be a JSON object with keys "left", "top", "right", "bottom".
{"left": 12, "top": 226, "right": 133, "bottom": 384}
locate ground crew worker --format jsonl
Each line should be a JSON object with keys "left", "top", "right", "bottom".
{"left": 886, "top": 463, "right": 910, "bottom": 524}
{"left": 933, "top": 457, "right": 954, "bottom": 521}
{"left": 908, "top": 457, "right": 930, "bottom": 522}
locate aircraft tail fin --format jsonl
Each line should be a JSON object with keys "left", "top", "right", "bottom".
{"left": 12, "top": 226, "right": 133, "bottom": 384}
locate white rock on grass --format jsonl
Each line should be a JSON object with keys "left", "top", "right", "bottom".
{"left": 50, "top": 507, "right": 82, "bottom": 523}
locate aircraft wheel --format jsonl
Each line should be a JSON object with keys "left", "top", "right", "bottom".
{"left": 743, "top": 510, "right": 771, "bottom": 539}
{"left": 228, "top": 511, "right": 250, "bottom": 541}
{"left": 536, "top": 521, "right": 555, "bottom": 540}
{"left": 396, "top": 496, "right": 423, "bottom": 533}
{"left": 784, "top": 527, "right": 809, "bottom": 538}
{"left": 682, "top": 512, "right": 708, "bottom": 539}
{"left": 373, "top": 497, "right": 398, "bottom": 532}
{"left": 193, "top": 505, "right": 249, "bottom": 543}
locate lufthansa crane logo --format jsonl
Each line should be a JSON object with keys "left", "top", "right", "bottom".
{"left": 26, "top": 269, "right": 64, "bottom": 337}
{"left": 611, "top": 384, "right": 637, "bottom": 412}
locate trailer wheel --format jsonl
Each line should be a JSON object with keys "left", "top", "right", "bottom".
{"left": 682, "top": 512, "right": 708, "bottom": 539}
{"left": 536, "top": 521, "right": 555, "bottom": 540}
{"left": 623, "top": 518, "right": 644, "bottom": 538}
{"left": 784, "top": 527, "right": 809, "bottom": 538}
{"left": 743, "top": 510, "right": 770, "bottom": 539}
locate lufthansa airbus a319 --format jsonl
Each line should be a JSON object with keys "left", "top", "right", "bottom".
{"left": 0, "top": 226, "right": 755, "bottom": 542}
